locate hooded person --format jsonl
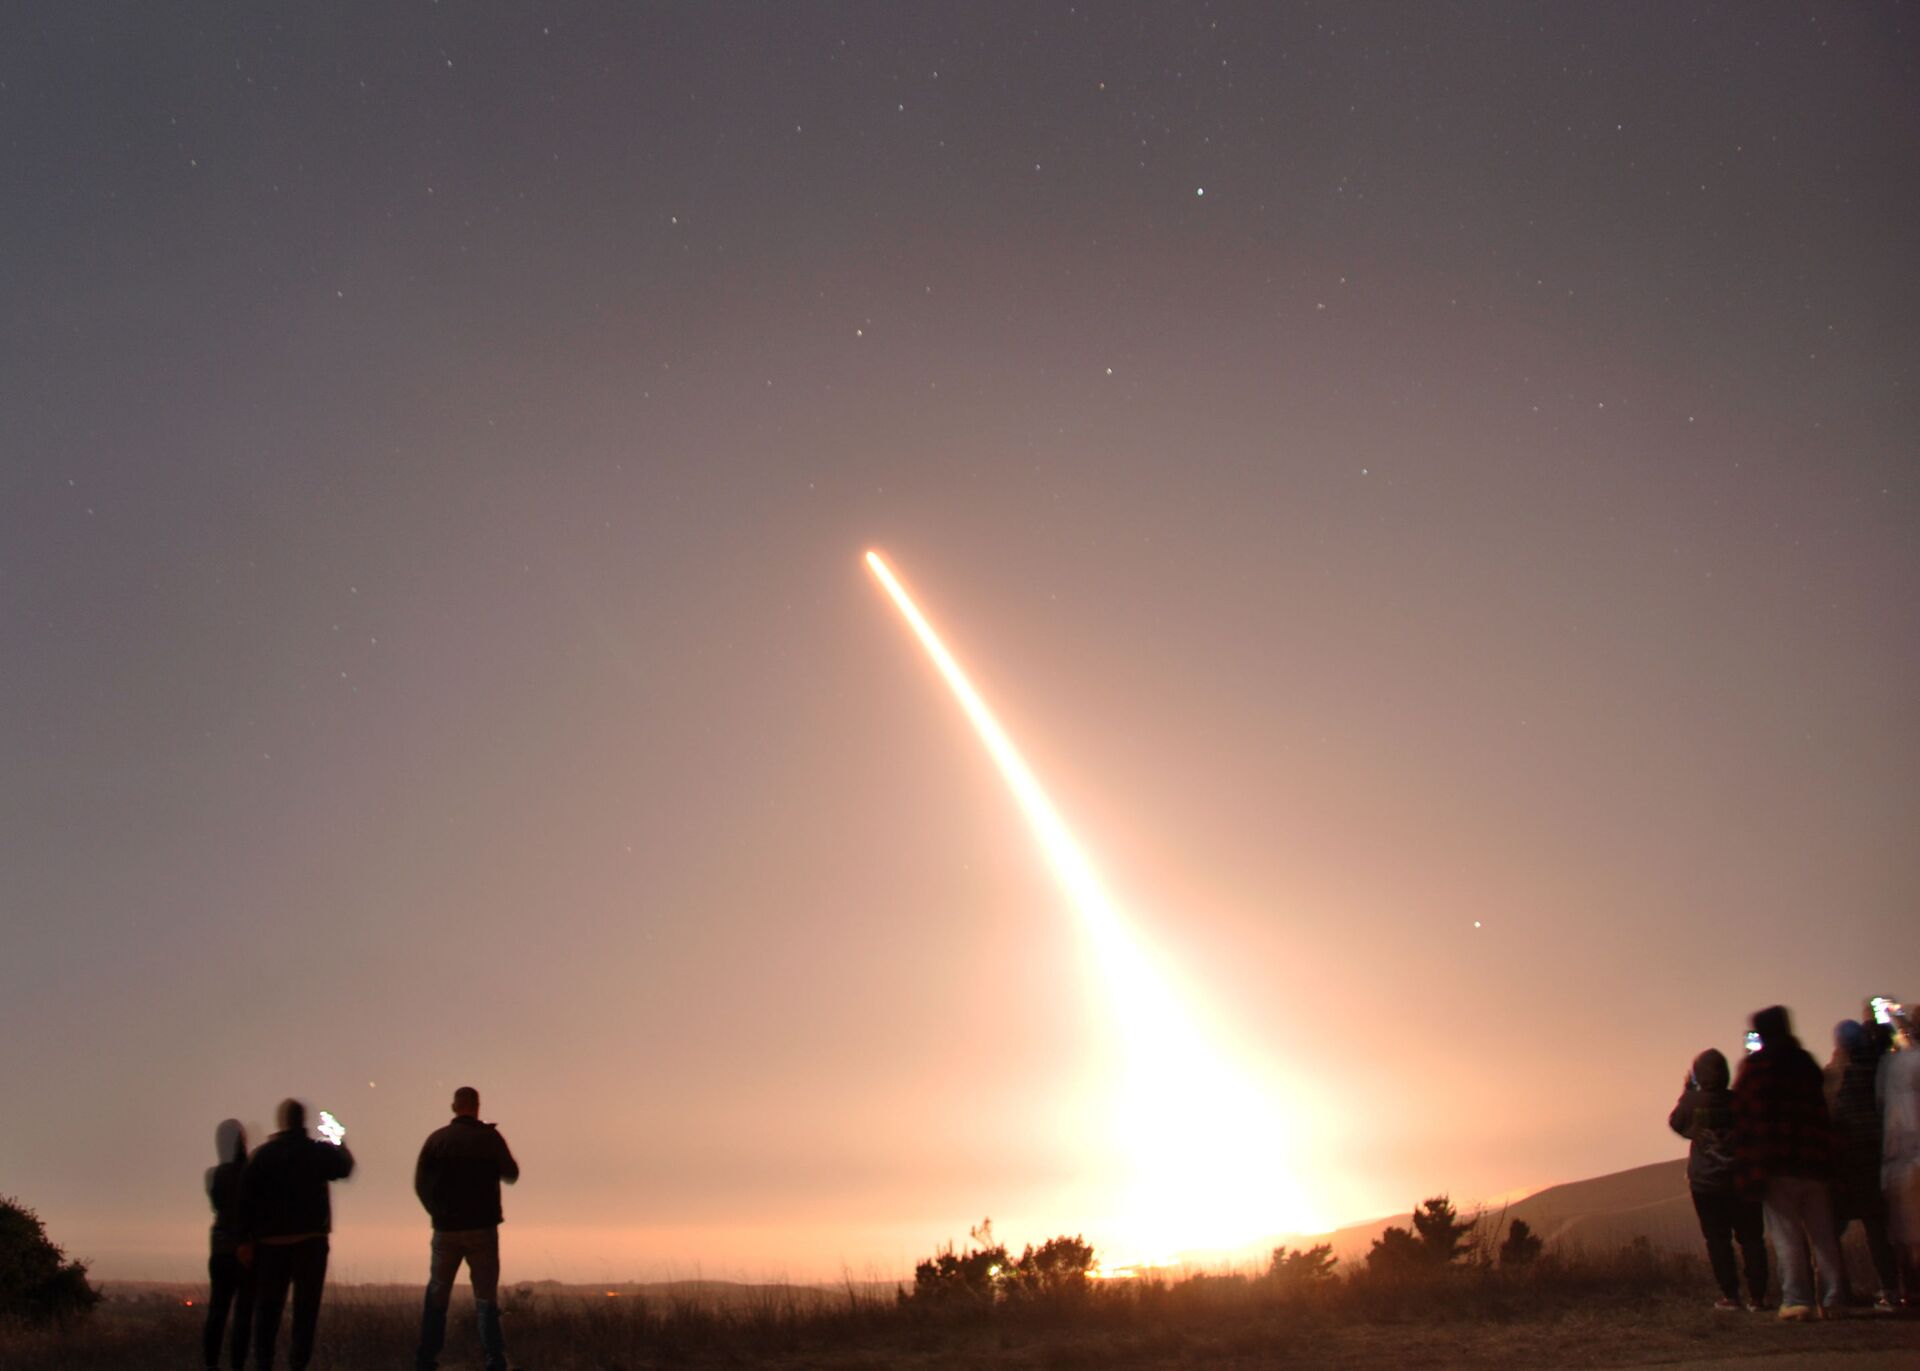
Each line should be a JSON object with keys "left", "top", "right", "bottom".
{"left": 1825, "top": 1019, "right": 1902, "bottom": 1309}
{"left": 1733, "top": 1005, "right": 1844, "bottom": 1320}
{"left": 1670, "top": 1048, "right": 1769, "bottom": 1308}
{"left": 202, "top": 1119, "right": 253, "bottom": 1371}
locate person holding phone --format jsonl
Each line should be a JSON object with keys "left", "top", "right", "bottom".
{"left": 237, "top": 1098, "right": 354, "bottom": 1370}
{"left": 1670, "top": 1049, "right": 1769, "bottom": 1309}
{"left": 1824, "top": 1019, "right": 1902, "bottom": 1310}
{"left": 413, "top": 1086, "right": 520, "bottom": 1371}
{"left": 1733, "top": 1005, "right": 1844, "bottom": 1321}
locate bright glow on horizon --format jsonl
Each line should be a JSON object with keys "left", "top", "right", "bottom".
{"left": 864, "top": 549, "right": 1326, "bottom": 1261}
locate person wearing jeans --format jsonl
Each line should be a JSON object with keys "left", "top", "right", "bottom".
{"left": 1733, "top": 1005, "right": 1844, "bottom": 1319}
{"left": 414, "top": 1086, "right": 520, "bottom": 1371}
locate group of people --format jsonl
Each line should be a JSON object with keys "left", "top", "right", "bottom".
{"left": 1670, "top": 1000, "right": 1920, "bottom": 1320}
{"left": 199, "top": 1086, "right": 521, "bottom": 1371}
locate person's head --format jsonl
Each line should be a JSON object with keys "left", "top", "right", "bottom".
{"left": 452, "top": 1086, "right": 480, "bottom": 1118}
{"left": 1836, "top": 1019, "right": 1866, "bottom": 1055}
{"left": 1690, "top": 1048, "right": 1730, "bottom": 1090}
{"left": 1751, "top": 1005, "right": 1794, "bottom": 1048}
{"left": 277, "top": 1098, "right": 307, "bottom": 1135}
{"left": 214, "top": 1118, "right": 247, "bottom": 1163}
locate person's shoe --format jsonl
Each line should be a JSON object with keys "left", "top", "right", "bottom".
{"left": 1873, "top": 1296, "right": 1897, "bottom": 1314}
{"left": 1713, "top": 1297, "right": 1743, "bottom": 1311}
{"left": 1777, "top": 1304, "right": 1815, "bottom": 1322}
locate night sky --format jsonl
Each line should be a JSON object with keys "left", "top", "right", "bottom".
{"left": 3, "top": 4, "right": 1916, "bottom": 1282}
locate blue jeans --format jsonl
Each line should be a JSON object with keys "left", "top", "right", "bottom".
{"left": 1762, "top": 1176, "right": 1844, "bottom": 1309}
{"left": 416, "top": 1227, "right": 507, "bottom": 1371}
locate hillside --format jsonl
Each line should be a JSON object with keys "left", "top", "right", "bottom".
{"left": 1313, "top": 1157, "right": 1697, "bottom": 1263}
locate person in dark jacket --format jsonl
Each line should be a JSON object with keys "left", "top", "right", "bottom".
{"left": 202, "top": 1119, "right": 253, "bottom": 1370}
{"left": 1732, "top": 1005, "right": 1843, "bottom": 1320}
{"left": 1670, "top": 1048, "right": 1769, "bottom": 1309}
{"left": 413, "top": 1086, "right": 520, "bottom": 1371}
{"left": 1825, "top": 1019, "right": 1903, "bottom": 1309}
{"left": 238, "top": 1098, "right": 354, "bottom": 1371}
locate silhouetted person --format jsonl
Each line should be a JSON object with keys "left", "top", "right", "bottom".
{"left": 1824, "top": 1019, "right": 1901, "bottom": 1309}
{"left": 202, "top": 1119, "right": 253, "bottom": 1371}
{"left": 1670, "top": 1048, "right": 1768, "bottom": 1309}
{"left": 1882, "top": 1007, "right": 1920, "bottom": 1309}
{"left": 238, "top": 1099, "right": 353, "bottom": 1371}
{"left": 414, "top": 1086, "right": 520, "bottom": 1371}
{"left": 1733, "top": 1005, "right": 1843, "bottom": 1320}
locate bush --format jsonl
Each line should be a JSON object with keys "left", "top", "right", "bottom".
{"left": 905, "top": 1220, "right": 1097, "bottom": 1308}
{"left": 1267, "top": 1242, "right": 1338, "bottom": 1294}
{"left": 906, "top": 1219, "right": 1009, "bottom": 1307}
{"left": 1004, "top": 1234, "right": 1096, "bottom": 1301}
{"left": 1499, "top": 1218, "right": 1543, "bottom": 1267}
{"left": 0, "top": 1196, "right": 99, "bottom": 1325}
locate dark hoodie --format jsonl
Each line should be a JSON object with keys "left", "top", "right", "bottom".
{"left": 1669, "top": 1049, "right": 1738, "bottom": 1193}
{"left": 205, "top": 1119, "right": 247, "bottom": 1254}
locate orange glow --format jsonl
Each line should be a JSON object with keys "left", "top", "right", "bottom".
{"left": 865, "top": 549, "right": 1326, "bottom": 1261}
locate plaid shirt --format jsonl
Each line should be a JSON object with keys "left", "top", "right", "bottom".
{"left": 1731, "top": 1039, "right": 1836, "bottom": 1195}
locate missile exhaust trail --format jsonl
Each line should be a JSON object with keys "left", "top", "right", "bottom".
{"left": 863, "top": 548, "right": 1322, "bottom": 1260}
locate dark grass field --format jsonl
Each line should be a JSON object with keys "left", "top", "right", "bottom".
{"left": 7, "top": 1251, "right": 1918, "bottom": 1369}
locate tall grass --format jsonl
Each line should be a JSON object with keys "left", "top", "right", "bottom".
{"left": 5, "top": 1241, "right": 1912, "bottom": 1369}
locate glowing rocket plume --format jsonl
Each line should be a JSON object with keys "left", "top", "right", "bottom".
{"left": 864, "top": 549, "right": 1323, "bottom": 1260}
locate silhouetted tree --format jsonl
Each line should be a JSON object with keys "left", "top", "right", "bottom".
{"left": 1365, "top": 1225, "right": 1426, "bottom": 1270}
{"left": 1411, "top": 1195, "right": 1475, "bottom": 1265}
{"left": 905, "top": 1220, "right": 1098, "bottom": 1306}
{"left": 1004, "top": 1234, "right": 1096, "bottom": 1299}
{"left": 1267, "top": 1242, "right": 1338, "bottom": 1291}
{"left": 907, "top": 1219, "right": 1008, "bottom": 1306}
{"left": 1498, "top": 1218, "right": 1543, "bottom": 1267}
{"left": 0, "top": 1196, "right": 99, "bottom": 1324}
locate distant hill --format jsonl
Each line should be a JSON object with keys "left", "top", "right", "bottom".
{"left": 1313, "top": 1158, "right": 1696, "bottom": 1264}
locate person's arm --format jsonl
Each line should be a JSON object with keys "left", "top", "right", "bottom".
{"left": 494, "top": 1128, "right": 520, "bottom": 1185}
{"left": 322, "top": 1140, "right": 355, "bottom": 1181}
{"left": 235, "top": 1157, "right": 257, "bottom": 1264}
{"left": 1668, "top": 1089, "right": 1695, "bottom": 1138}
{"left": 415, "top": 1138, "right": 437, "bottom": 1213}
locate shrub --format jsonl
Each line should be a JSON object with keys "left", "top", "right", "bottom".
{"left": 905, "top": 1220, "right": 1098, "bottom": 1308}
{"left": 1004, "top": 1234, "right": 1096, "bottom": 1300}
{"left": 905, "top": 1219, "right": 1008, "bottom": 1307}
{"left": 1499, "top": 1218, "right": 1543, "bottom": 1267}
{"left": 1267, "top": 1242, "right": 1338, "bottom": 1294}
{"left": 0, "top": 1196, "right": 99, "bottom": 1325}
